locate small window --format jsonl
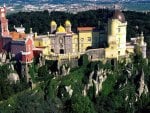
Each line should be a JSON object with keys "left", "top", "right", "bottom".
{"left": 51, "top": 49, "right": 54, "bottom": 52}
{"left": 118, "top": 28, "right": 121, "bottom": 32}
{"left": 59, "top": 38, "right": 63, "bottom": 44}
{"left": 74, "top": 38, "right": 78, "bottom": 43}
{"left": 60, "top": 49, "right": 64, "bottom": 54}
{"left": 118, "top": 51, "right": 120, "bottom": 55}
{"left": 88, "top": 37, "right": 91, "bottom": 42}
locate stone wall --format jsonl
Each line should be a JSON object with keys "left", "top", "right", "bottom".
{"left": 59, "top": 58, "right": 79, "bottom": 68}
{"left": 85, "top": 48, "right": 105, "bottom": 61}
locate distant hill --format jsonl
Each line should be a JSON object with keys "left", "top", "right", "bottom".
{"left": 2, "top": 0, "right": 150, "bottom": 4}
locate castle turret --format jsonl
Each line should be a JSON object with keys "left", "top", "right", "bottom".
{"left": 57, "top": 25, "right": 66, "bottom": 33}
{"left": 106, "top": 9, "right": 127, "bottom": 58}
{"left": 139, "top": 32, "right": 147, "bottom": 58}
{"left": 50, "top": 20, "right": 57, "bottom": 33}
{"left": 140, "top": 32, "right": 144, "bottom": 45}
{"left": 0, "top": 5, "right": 9, "bottom": 37}
{"left": 65, "top": 20, "right": 71, "bottom": 33}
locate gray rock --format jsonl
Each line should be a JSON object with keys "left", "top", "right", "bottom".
{"left": 138, "top": 69, "right": 149, "bottom": 97}
{"left": 7, "top": 73, "right": 20, "bottom": 84}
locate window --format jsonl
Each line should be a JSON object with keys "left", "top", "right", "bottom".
{"left": 59, "top": 38, "right": 63, "bottom": 44}
{"left": 88, "top": 37, "right": 91, "bottom": 42}
{"left": 81, "top": 38, "right": 84, "bottom": 42}
{"left": 60, "top": 49, "right": 64, "bottom": 54}
{"left": 51, "top": 49, "right": 54, "bottom": 52}
{"left": 118, "top": 51, "right": 120, "bottom": 55}
{"left": 74, "top": 38, "right": 78, "bottom": 43}
{"left": 118, "top": 28, "right": 121, "bottom": 32}
{"left": 118, "top": 38, "right": 121, "bottom": 47}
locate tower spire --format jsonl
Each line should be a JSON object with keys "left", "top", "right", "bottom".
{"left": 0, "top": 5, "right": 10, "bottom": 37}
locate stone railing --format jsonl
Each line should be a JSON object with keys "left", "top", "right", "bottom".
{"left": 45, "top": 53, "right": 80, "bottom": 61}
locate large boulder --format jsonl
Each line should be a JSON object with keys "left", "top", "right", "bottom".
{"left": 7, "top": 73, "right": 20, "bottom": 84}
{"left": 138, "top": 70, "right": 149, "bottom": 97}
{"left": 83, "top": 68, "right": 110, "bottom": 96}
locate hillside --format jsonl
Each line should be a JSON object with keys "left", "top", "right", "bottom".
{"left": 0, "top": 54, "right": 149, "bottom": 113}
{"left": 0, "top": 9, "right": 149, "bottom": 113}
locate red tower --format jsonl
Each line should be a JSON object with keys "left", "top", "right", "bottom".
{"left": 0, "top": 5, "right": 9, "bottom": 37}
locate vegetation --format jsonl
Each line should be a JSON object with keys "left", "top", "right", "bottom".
{"left": 0, "top": 10, "right": 149, "bottom": 112}
{"left": 0, "top": 53, "right": 150, "bottom": 113}
{"left": 0, "top": 64, "right": 29, "bottom": 101}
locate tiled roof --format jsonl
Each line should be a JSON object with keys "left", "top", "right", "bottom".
{"left": 77, "top": 27, "right": 95, "bottom": 31}
{"left": 10, "top": 31, "right": 26, "bottom": 40}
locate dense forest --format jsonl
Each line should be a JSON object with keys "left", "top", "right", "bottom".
{"left": 7, "top": 9, "right": 150, "bottom": 49}
{"left": 0, "top": 53, "right": 150, "bottom": 113}
{"left": 0, "top": 9, "right": 149, "bottom": 113}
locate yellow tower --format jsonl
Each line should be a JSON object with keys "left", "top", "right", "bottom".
{"left": 65, "top": 20, "right": 72, "bottom": 33}
{"left": 50, "top": 20, "right": 57, "bottom": 33}
{"left": 57, "top": 25, "right": 66, "bottom": 33}
{"left": 77, "top": 27, "right": 93, "bottom": 53}
{"left": 106, "top": 10, "right": 127, "bottom": 59}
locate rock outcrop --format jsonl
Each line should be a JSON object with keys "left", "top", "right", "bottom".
{"left": 60, "top": 65, "right": 70, "bottom": 76}
{"left": 38, "top": 53, "right": 45, "bottom": 67}
{"left": 138, "top": 69, "right": 149, "bottom": 97}
{"left": 83, "top": 68, "right": 112, "bottom": 96}
{"left": 7, "top": 73, "right": 20, "bottom": 84}
{"left": 65, "top": 85, "right": 73, "bottom": 97}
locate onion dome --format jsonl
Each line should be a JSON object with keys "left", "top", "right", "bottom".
{"left": 65, "top": 20, "right": 71, "bottom": 26}
{"left": 57, "top": 25, "right": 66, "bottom": 32}
{"left": 112, "top": 10, "right": 126, "bottom": 23}
{"left": 51, "top": 20, "right": 57, "bottom": 26}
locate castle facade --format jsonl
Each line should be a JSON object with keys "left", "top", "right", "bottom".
{"left": 0, "top": 5, "right": 147, "bottom": 66}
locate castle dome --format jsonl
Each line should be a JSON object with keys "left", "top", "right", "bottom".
{"left": 57, "top": 25, "right": 66, "bottom": 32}
{"left": 51, "top": 20, "right": 57, "bottom": 26}
{"left": 65, "top": 20, "right": 71, "bottom": 26}
{"left": 112, "top": 10, "right": 126, "bottom": 23}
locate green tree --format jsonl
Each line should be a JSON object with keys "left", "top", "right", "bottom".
{"left": 70, "top": 94, "right": 96, "bottom": 113}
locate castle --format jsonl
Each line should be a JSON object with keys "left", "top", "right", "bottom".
{"left": 0, "top": 5, "right": 147, "bottom": 69}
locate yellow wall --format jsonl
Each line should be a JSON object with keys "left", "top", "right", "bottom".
{"left": 78, "top": 31, "right": 92, "bottom": 53}
{"left": 34, "top": 37, "right": 51, "bottom": 55}
{"left": 126, "top": 47, "right": 134, "bottom": 53}
{"left": 105, "top": 35, "right": 118, "bottom": 58}
{"left": 42, "top": 47, "right": 50, "bottom": 56}
{"left": 117, "top": 21, "right": 127, "bottom": 56}
{"left": 72, "top": 34, "right": 79, "bottom": 53}
{"left": 106, "top": 19, "right": 127, "bottom": 59}
{"left": 34, "top": 38, "right": 50, "bottom": 47}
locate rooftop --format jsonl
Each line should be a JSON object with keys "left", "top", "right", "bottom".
{"left": 10, "top": 32, "right": 26, "bottom": 40}
{"left": 77, "top": 27, "right": 95, "bottom": 31}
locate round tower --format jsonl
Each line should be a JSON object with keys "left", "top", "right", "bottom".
{"left": 139, "top": 32, "right": 147, "bottom": 58}
{"left": 0, "top": 6, "right": 9, "bottom": 37}
{"left": 107, "top": 9, "right": 127, "bottom": 57}
{"left": 57, "top": 25, "right": 66, "bottom": 33}
{"left": 108, "top": 19, "right": 118, "bottom": 36}
{"left": 50, "top": 20, "right": 57, "bottom": 33}
{"left": 65, "top": 20, "right": 71, "bottom": 33}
